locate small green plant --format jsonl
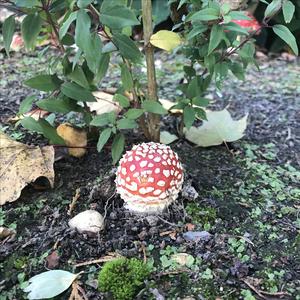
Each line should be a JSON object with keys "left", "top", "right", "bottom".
{"left": 98, "top": 258, "right": 151, "bottom": 300}
{"left": 2, "top": 0, "right": 298, "bottom": 164}
{"left": 186, "top": 203, "right": 217, "bottom": 229}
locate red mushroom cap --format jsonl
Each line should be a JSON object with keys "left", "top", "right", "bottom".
{"left": 231, "top": 12, "right": 261, "bottom": 34}
{"left": 115, "top": 142, "right": 184, "bottom": 213}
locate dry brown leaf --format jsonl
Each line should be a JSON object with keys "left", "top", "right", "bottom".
{"left": 9, "top": 108, "right": 50, "bottom": 123}
{"left": 46, "top": 251, "right": 60, "bottom": 269}
{"left": 0, "top": 132, "right": 54, "bottom": 205}
{"left": 0, "top": 226, "right": 16, "bottom": 239}
{"left": 57, "top": 124, "right": 87, "bottom": 158}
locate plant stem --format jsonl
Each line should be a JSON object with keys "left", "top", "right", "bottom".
{"left": 41, "top": 0, "right": 65, "bottom": 53}
{"left": 142, "top": 0, "right": 160, "bottom": 142}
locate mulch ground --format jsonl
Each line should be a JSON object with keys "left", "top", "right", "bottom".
{"left": 0, "top": 50, "right": 299, "bottom": 300}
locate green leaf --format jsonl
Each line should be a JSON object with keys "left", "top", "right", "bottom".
{"left": 224, "top": 23, "right": 249, "bottom": 35}
{"left": 192, "top": 97, "right": 210, "bottom": 107}
{"left": 273, "top": 24, "right": 298, "bottom": 55}
{"left": 23, "top": 270, "right": 77, "bottom": 299}
{"left": 184, "top": 109, "right": 248, "bottom": 147}
{"left": 150, "top": 30, "right": 181, "bottom": 51}
{"left": 59, "top": 11, "right": 77, "bottom": 39}
{"left": 68, "top": 65, "right": 89, "bottom": 88}
{"left": 125, "top": 108, "right": 144, "bottom": 119}
{"left": 24, "top": 75, "right": 62, "bottom": 92}
{"left": 14, "top": 0, "right": 39, "bottom": 7}
{"left": 19, "top": 95, "right": 36, "bottom": 114}
{"left": 264, "top": 0, "right": 281, "bottom": 18}
{"left": 20, "top": 117, "right": 42, "bottom": 133}
{"left": 3, "top": 15, "right": 16, "bottom": 56}
{"left": 228, "top": 11, "right": 251, "bottom": 20}
{"left": 113, "top": 33, "right": 142, "bottom": 63}
{"left": 100, "top": 5, "right": 140, "bottom": 29}
{"left": 142, "top": 100, "right": 167, "bottom": 115}
{"left": 111, "top": 133, "right": 125, "bottom": 164}
{"left": 183, "top": 106, "right": 195, "bottom": 129}
{"left": 113, "top": 94, "right": 130, "bottom": 108}
{"left": 95, "top": 53, "right": 110, "bottom": 83}
{"left": 186, "top": 77, "right": 202, "bottom": 99}
{"left": 188, "top": 8, "right": 220, "bottom": 21}
{"left": 229, "top": 62, "right": 245, "bottom": 80}
{"left": 38, "top": 119, "right": 65, "bottom": 144}
{"left": 282, "top": 0, "right": 295, "bottom": 23}
{"left": 90, "top": 112, "right": 116, "bottom": 126}
{"left": 195, "top": 107, "right": 207, "bottom": 120}
{"left": 187, "top": 24, "right": 208, "bottom": 40}
{"left": 61, "top": 82, "right": 95, "bottom": 102}
{"left": 120, "top": 63, "right": 133, "bottom": 90}
{"left": 117, "top": 118, "right": 138, "bottom": 129}
{"left": 37, "top": 98, "right": 82, "bottom": 113}
{"left": 97, "top": 128, "right": 112, "bottom": 152}
{"left": 208, "top": 25, "right": 224, "bottom": 54}
{"left": 75, "top": 9, "right": 91, "bottom": 52}
{"left": 77, "top": 0, "right": 93, "bottom": 8}
{"left": 21, "top": 13, "right": 42, "bottom": 50}
{"left": 84, "top": 33, "right": 103, "bottom": 74}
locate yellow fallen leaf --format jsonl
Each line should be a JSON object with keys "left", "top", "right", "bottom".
{"left": 87, "top": 91, "right": 122, "bottom": 115}
{"left": 150, "top": 30, "right": 182, "bottom": 51}
{"left": 56, "top": 124, "right": 87, "bottom": 158}
{"left": 184, "top": 109, "right": 248, "bottom": 147}
{"left": 0, "top": 132, "right": 54, "bottom": 205}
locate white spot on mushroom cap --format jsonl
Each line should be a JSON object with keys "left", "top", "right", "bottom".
{"left": 148, "top": 163, "right": 154, "bottom": 167}
{"left": 153, "top": 189, "right": 162, "bottom": 195}
{"left": 154, "top": 168, "right": 160, "bottom": 174}
{"left": 163, "top": 170, "right": 170, "bottom": 177}
{"left": 157, "top": 180, "right": 166, "bottom": 187}
{"left": 140, "top": 161, "right": 148, "bottom": 168}
{"left": 153, "top": 156, "right": 161, "bottom": 162}
{"left": 130, "top": 164, "right": 136, "bottom": 172}
{"left": 121, "top": 168, "right": 127, "bottom": 175}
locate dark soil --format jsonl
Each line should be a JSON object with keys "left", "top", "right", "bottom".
{"left": 0, "top": 50, "right": 299, "bottom": 300}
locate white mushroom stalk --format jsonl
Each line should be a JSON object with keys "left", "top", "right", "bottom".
{"left": 116, "top": 142, "right": 184, "bottom": 213}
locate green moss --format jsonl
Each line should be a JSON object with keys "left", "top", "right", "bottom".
{"left": 186, "top": 203, "right": 217, "bottom": 227}
{"left": 98, "top": 258, "right": 150, "bottom": 300}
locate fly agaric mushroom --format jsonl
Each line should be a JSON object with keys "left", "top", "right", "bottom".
{"left": 231, "top": 12, "right": 261, "bottom": 34}
{"left": 116, "top": 142, "right": 184, "bottom": 213}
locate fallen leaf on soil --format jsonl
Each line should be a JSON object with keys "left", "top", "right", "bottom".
{"left": 160, "top": 98, "right": 182, "bottom": 114}
{"left": 46, "top": 251, "right": 60, "bottom": 269}
{"left": 57, "top": 124, "right": 87, "bottom": 158}
{"left": 87, "top": 91, "right": 122, "bottom": 115}
{"left": 0, "top": 132, "right": 54, "bottom": 205}
{"left": 184, "top": 109, "right": 248, "bottom": 147}
{"left": 0, "top": 226, "right": 16, "bottom": 239}
{"left": 171, "top": 253, "right": 195, "bottom": 267}
{"left": 160, "top": 131, "right": 178, "bottom": 144}
{"left": 185, "top": 223, "right": 195, "bottom": 231}
{"left": 9, "top": 109, "right": 50, "bottom": 123}
{"left": 23, "top": 270, "right": 78, "bottom": 299}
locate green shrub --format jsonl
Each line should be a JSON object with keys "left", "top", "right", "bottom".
{"left": 98, "top": 258, "right": 150, "bottom": 300}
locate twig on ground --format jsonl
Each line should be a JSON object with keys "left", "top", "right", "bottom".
{"left": 74, "top": 252, "right": 123, "bottom": 267}
{"left": 242, "top": 278, "right": 291, "bottom": 299}
{"left": 68, "top": 188, "right": 81, "bottom": 216}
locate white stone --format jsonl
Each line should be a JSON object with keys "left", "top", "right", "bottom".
{"left": 69, "top": 210, "right": 104, "bottom": 233}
